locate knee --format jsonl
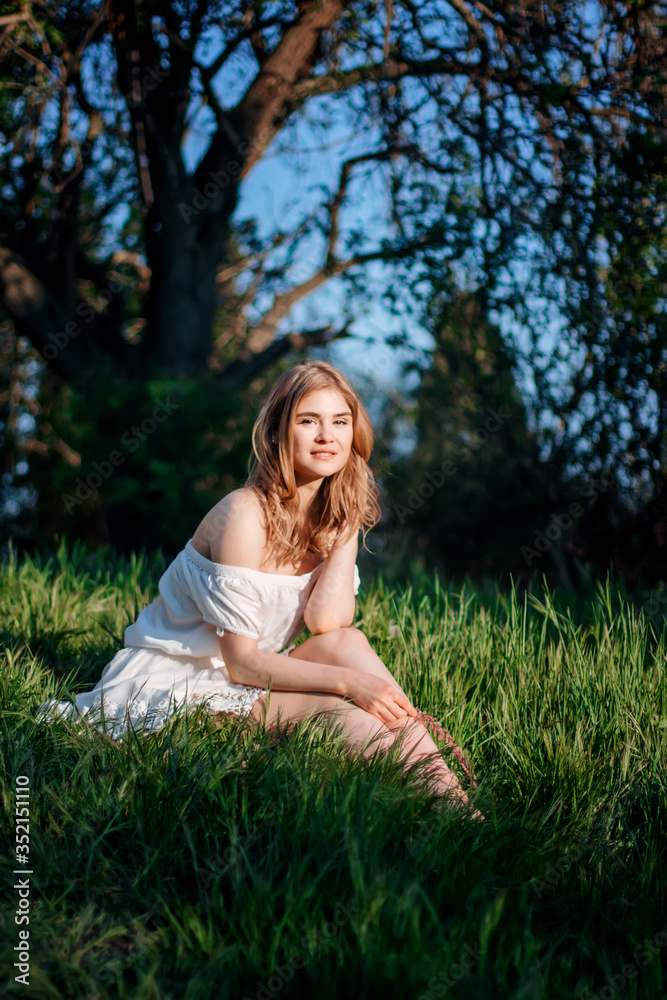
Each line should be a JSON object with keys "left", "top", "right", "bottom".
{"left": 304, "top": 626, "right": 370, "bottom": 663}
{"left": 327, "top": 626, "right": 372, "bottom": 655}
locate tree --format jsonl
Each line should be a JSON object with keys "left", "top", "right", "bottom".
{"left": 0, "top": 1, "right": 665, "bottom": 553}
{"left": 378, "top": 288, "right": 566, "bottom": 586}
{"left": 380, "top": 277, "right": 666, "bottom": 591}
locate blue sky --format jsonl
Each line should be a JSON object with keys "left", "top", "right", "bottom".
{"left": 183, "top": 33, "right": 439, "bottom": 446}
{"left": 182, "top": 21, "right": 590, "bottom": 456}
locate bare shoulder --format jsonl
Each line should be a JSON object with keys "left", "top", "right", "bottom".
{"left": 225, "top": 486, "right": 264, "bottom": 516}
{"left": 191, "top": 488, "right": 267, "bottom": 570}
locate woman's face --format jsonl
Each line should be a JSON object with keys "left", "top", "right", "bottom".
{"left": 289, "top": 387, "right": 354, "bottom": 487}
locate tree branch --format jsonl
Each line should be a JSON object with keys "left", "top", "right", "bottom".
{"left": 242, "top": 231, "right": 441, "bottom": 354}
{"left": 0, "top": 12, "right": 31, "bottom": 28}
{"left": 0, "top": 247, "right": 133, "bottom": 389}
{"left": 235, "top": 0, "right": 345, "bottom": 176}
{"left": 217, "top": 324, "right": 351, "bottom": 390}
{"left": 289, "top": 53, "right": 477, "bottom": 106}
{"left": 203, "top": 13, "right": 286, "bottom": 82}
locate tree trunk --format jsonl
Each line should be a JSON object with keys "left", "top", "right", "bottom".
{"left": 140, "top": 186, "right": 235, "bottom": 376}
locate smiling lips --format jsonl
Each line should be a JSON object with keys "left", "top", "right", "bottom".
{"left": 311, "top": 451, "right": 336, "bottom": 458}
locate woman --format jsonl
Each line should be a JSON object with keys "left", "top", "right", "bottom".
{"left": 39, "top": 360, "right": 482, "bottom": 819}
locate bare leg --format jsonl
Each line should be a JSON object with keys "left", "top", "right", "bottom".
{"left": 283, "top": 628, "right": 482, "bottom": 816}
{"left": 249, "top": 688, "right": 480, "bottom": 818}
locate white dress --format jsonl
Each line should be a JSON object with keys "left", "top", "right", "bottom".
{"left": 37, "top": 539, "right": 361, "bottom": 741}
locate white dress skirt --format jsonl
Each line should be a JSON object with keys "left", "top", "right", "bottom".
{"left": 36, "top": 540, "right": 360, "bottom": 741}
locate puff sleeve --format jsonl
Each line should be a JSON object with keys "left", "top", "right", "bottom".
{"left": 204, "top": 578, "right": 262, "bottom": 639}
{"left": 175, "top": 560, "right": 263, "bottom": 641}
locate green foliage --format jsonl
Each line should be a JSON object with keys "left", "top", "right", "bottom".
{"left": 1, "top": 541, "right": 667, "bottom": 997}
{"left": 1, "top": 0, "right": 665, "bottom": 582}
{"left": 18, "top": 364, "right": 291, "bottom": 556}
{"left": 380, "top": 289, "right": 551, "bottom": 582}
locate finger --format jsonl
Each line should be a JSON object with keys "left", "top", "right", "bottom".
{"left": 386, "top": 706, "right": 408, "bottom": 723}
{"left": 391, "top": 696, "right": 414, "bottom": 718}
{"left": 391, "top": 705, "right": 417, "bottom": 724}
{"left": 395, "top": 694, "right": 417, "bottom": 715}
{"left": 366, "top": 703, "right": 391, "bottom": 725}
{"left": 385, "top": 704, "right": 408, "bottom": 724}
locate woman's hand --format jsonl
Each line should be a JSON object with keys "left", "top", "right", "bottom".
{"left": 342, "top": 670, "right": 419, "bottom": 725}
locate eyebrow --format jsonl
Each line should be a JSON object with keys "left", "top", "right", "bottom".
{"left": 296, "top": 410, "right": 352, "bottom": 418}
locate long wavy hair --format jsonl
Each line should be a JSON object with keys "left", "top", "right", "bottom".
{"left": 244, "top": 360, "right": 382, "bottom": 569}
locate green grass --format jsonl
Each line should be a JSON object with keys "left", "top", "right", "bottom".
{"left": 1, "top": 537, "right": 666, "bottom": 999}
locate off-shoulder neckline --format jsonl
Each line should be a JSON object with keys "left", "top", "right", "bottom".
{"left": 183, "top": 539, "right": 325, "bottom": 586}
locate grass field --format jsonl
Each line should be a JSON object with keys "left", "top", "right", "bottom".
{"left": 1, "top": 538, "right": 666, "bottom": 999}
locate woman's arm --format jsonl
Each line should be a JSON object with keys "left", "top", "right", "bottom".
{"left": 222, "top": 634, "right": 350, "bottom": 695}
{"left": 303, "top": 523, "right": 359, "bottom": 635}
{"left": 220, "top": 632, "right": 416, "bottom": 723}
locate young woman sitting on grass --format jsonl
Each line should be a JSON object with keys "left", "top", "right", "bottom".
{"left": 39, "top": 359, "right": 482, "bottom": 821}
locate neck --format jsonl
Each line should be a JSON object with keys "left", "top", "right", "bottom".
{"left": 295, "top": 477, "right": 324, "bottom": 514}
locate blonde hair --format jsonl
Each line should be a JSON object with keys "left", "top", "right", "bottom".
{"left": 244, "top": 359, "right": 381, "bottom": 569}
